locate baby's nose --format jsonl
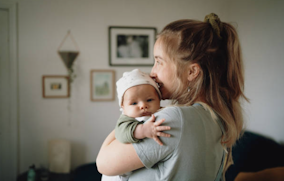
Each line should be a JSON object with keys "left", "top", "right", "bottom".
{"left": 140, "top": 102, "right": 148, "bottom": 109}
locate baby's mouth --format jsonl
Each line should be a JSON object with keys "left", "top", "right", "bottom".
{"left": 141, "top": 112, "right": 151, "bottom": 116}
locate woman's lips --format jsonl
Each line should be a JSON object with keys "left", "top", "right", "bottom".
{"left": 157, "top": 82, "right": 163, "bottom": 89}
{"left": 156, "top": 82, "right": 160, "bottom": 88}
{"left": 152, "top": 78, "right": 161, "bottom": 88}
{"left": 154, "top": 80, "right": 162, "bottom": 89}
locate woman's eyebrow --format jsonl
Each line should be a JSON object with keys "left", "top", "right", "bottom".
{"left": 154, "top": 55, "right": 163, "bottom": 60}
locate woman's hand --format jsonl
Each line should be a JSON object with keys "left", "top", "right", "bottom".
{"left": 134, "top": 114, "right": 171, "bottom": 146}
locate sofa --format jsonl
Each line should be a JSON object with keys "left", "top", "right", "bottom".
{"left": 225, "top": 131, "right": 284, "bottom": 181}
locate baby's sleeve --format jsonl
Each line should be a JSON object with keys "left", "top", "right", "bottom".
{"left": 115, "top": 114, "right": 143, "bottom": 143}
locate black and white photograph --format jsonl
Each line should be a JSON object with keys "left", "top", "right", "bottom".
{"left": 109, "top": 26, "right": 156, "bottom": 66}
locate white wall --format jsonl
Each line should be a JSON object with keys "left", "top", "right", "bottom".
{"left": 228, "top": 0, "right": 284, "bottom": 142}
{"left": 2, "top": 0, "right": 284, "bottom": 174}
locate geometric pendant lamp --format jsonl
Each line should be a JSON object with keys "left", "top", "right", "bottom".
{"left": 58, "top": 30, "right": 80, "bottom": 83}
{"left": 58, "top": 51, "right": 79, "bottom": 70}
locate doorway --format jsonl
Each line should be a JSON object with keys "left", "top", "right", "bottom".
{"left": 0, "top": 3, "right": 18, "bottom": 181}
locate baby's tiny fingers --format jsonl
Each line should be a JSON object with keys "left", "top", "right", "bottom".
{"left": 157, "top": 132, "right": 171, "bottom": 138}
{"left": 154, "top": 119, "right": 165, "bottom": 126}
{"left": 153, "top": 136, "right": 163, "bottom": 146}
{"left": 149, "top": 114, "right": 156, "bottom": 122}
{"left": 156, "top": 126, "right": 171, "bottom": 131}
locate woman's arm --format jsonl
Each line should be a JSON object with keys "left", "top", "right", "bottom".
{"left": 96, "top": 130, "right": 144, "bottom": 176}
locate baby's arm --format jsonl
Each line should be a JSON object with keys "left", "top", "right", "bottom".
{"left": 134, "top": 115, "right": 171, "bottom": 146}
{"left": 115, "top": 114, "right": 171, "bottom": 145}
{"left": 115, "top": 114, "right": 143, "bottom": 143}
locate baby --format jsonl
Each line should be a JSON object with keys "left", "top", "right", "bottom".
{"left": 102, "top": 69, "right": 171, "bottom": 181}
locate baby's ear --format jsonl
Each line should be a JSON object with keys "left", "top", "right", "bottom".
{"left": 187, "top": 63, "right": 201, "bottom": 81}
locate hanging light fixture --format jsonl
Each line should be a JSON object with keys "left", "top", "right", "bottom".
{"left": 58, "top": 30, "right": 80, "bottom": 83}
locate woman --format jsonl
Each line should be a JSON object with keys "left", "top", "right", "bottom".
{"left": 97, "top": 13, "right": 248, "bottom": 180}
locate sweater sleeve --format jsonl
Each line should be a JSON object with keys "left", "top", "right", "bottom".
{"left": 115, "top": 114, "right": 143, "bottom": 143}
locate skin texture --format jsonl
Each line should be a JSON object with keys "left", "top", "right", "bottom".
{"left": 96, "top": 130, "right": 143, "bottom": 176}
{"left": 122, "top": 84, "right": 171, "bottom": 145}
{"left": 150, "top": 39, "right": 176, "bottom": 99}
{"left": 134, "top": 114, "right": 170, "bottom": 146}
{"left": 122, "top": 85, "right": 161, "bottom": 118}
{"left": 234, "top": 167, "right": 284, "bottom": 181}
{"left": 151, "top": 38, "right": 201, "bottom": 101}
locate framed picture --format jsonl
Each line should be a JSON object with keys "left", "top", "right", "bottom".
{"left": 109, "top": 26, "right": 157, "bottom": 66}
{"left": 42, "top": 76, "right": 70, "bottom": 98}
{"left": 90, "top": 70, "right": 115, "bottom": 101}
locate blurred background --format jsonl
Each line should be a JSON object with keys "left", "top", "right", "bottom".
{"left": 0, "top": 0, "right": 283, "bottom": 180}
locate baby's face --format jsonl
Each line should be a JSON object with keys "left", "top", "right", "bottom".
{"left": 122, "top": 84, "right": 160, "bottom": 118}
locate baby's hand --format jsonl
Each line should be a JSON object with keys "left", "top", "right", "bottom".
{"left": 142, "top": 115, "right": 171, "bottom": 146}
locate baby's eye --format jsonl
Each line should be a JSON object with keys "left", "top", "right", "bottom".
{"left": 147, "top": 99, "right": 153, "bottom": 102}
{"left": 131, "top": 102, "right": 137, "bottom": 105}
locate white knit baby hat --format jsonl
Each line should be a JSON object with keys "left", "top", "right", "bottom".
{"left": 116, "top": 69, "right": 162, "bottom": 107}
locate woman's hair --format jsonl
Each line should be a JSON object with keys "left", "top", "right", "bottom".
{"left": 158, "top": 13, "right": 249, "bottom": 173}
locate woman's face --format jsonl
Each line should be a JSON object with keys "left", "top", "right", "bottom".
{"left": 151, "top": 38, "right": 176, "bottom": 100}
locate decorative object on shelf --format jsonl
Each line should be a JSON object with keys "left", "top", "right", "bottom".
{"left": 109, "top": 26, "right": 157, "bottom": 66}
{"left": 27, "top": 165, "right": 36, "bottom": 181}
{"left": 58, "top": 30, "right": 80, "bottom": 83}
{"left": 42, "top": 76, "right": 70, "bottom": 98}
{"left": 90, "top": 70, "right": 115, "bottom": 101}
{"left": 48, "top": 139, "right": 71, "bottom": 174}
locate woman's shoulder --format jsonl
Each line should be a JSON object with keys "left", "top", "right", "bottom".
{"left": 156, "top": 106, "right": 181, "bottom": 117}
{"left": 158, "top": 104, "right": 201, "bottom": 115}
{"left": 154, "top": 105, "right": 199, "bottom": 122}
{"left": 156, "top": 104, "right": 211, "bottom": 123}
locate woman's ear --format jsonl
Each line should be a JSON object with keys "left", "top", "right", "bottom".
{"left": 187, "top": 63, "right": 201, "bottom": 81}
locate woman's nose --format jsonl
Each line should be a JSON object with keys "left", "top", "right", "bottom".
{"left": 150, "top": 70, "right": 156, "bottom": 79}
{"left": 150, "top": 66, "right": 156, "bottom": 77}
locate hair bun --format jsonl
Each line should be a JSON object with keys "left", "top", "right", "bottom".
{"left": 204, "top": 13, "right": 223, "bottom": 39}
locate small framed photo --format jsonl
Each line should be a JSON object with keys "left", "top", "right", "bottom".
{"left": 42, "top": 76, "right": 70, "bottom": 98}
{"left": 90, "top": 70, "right": 115, "bottom": 101}
{"left": 109, "top": 26, "right": 157, "bottom": 66}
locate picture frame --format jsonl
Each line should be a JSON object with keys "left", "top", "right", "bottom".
{"left": 42, "top": 76, "right": 70, "bottom": 98}
{"left": 109, "top": 26, "right": 157, "bottom": 66}
{"left": 90, "top": 70, "right": 115, "bottom": 101}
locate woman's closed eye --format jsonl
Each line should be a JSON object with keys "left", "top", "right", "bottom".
{"left": 154, "top": 56, "right": 163, "bottom": 65}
